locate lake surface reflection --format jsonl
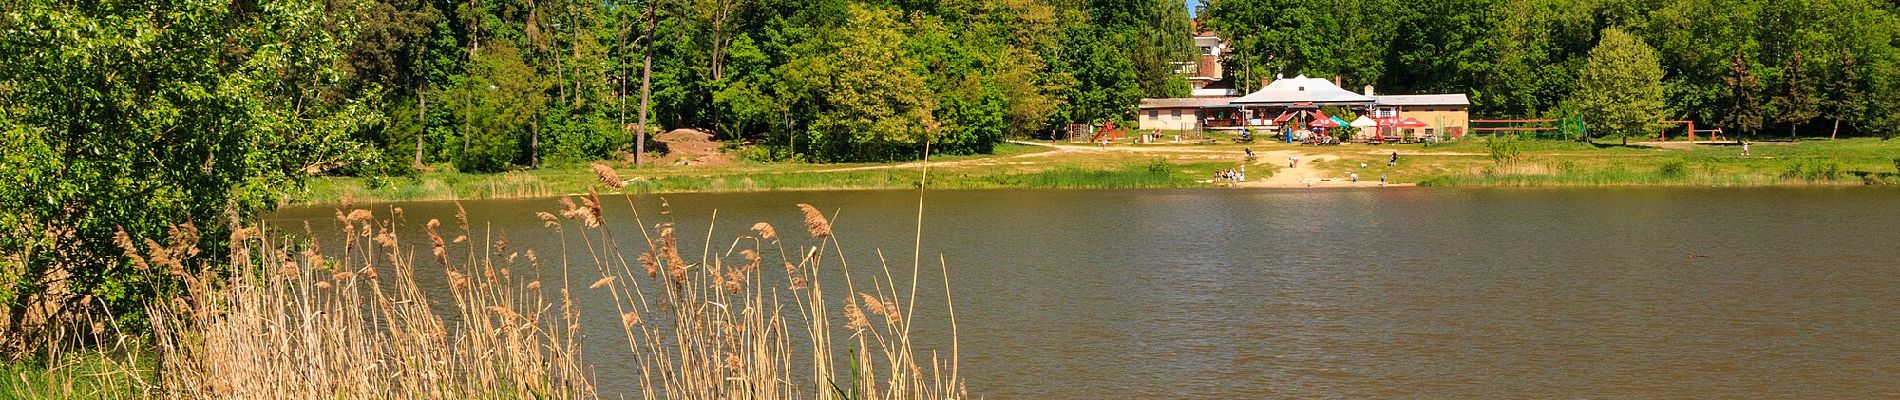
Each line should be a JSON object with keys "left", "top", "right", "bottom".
{"left": 272, "top": 187, "right": 1900, "bottom": 398}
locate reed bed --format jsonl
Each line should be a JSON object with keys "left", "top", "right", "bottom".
{"left": 15, "top": 175, "right": 963, "bottom": 398}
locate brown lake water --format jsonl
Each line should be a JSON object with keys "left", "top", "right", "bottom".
{"left": 271, "top": 187, "right": 1900, "bottom": 398}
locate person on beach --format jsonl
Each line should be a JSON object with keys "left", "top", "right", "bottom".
{"left": 1389, "top": 151, "right": 1399, "bottom": 166}
{"left": 1351, "top": 172, "right": 1359, "bottom": 183}
{"left": 1289, "top": 156, "right": 1300, "bottom": 168}
{"left": 1381, "top": 173, "right": 1388, "bottom": 186}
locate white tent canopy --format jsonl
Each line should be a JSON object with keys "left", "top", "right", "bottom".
{"left": 1349, "top": 115, "right": 1379, "bottom": 128}
{"left": 1230, "top": 75, "right": 1377, "bottom": 106}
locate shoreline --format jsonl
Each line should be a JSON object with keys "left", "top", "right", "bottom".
{"left": 290, "top": 138, "right": 1900, "bottom": 206}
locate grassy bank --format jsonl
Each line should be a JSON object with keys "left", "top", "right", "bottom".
{"left": 297, "top": 143, "right": 1253, "bottom": 204}
{"left": 293, "top": 138, "right": 1900, "bottom": 205}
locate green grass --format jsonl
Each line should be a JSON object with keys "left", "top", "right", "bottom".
{"left": 1, "top": 352, "right": 152, "bottom": 399}
{"left": 943, "top": 161, "right": 1233, "bottom": 189}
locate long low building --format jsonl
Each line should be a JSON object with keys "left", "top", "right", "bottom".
{"left": 1372, "top": 94, "right": 1471, "bottom": 139}
{"left": 1137, "top": 97, "right": 1238, "bottom": 131}
{"left": 1136, "top": 75, "right": 1470, "bottom": 139}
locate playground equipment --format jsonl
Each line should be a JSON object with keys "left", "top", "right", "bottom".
{"left": 1087, "top": 121, "right": 1127, "bottom": 143}
{"left": 1063, "top": 122, "right": 1130, "bottom": 143}
{"left": 1656, "top": 120, "right": 1725, "bottom": 142}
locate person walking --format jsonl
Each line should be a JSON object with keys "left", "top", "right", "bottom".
{"left": 1741, "top": 141, "right": 1751, "bottom": 156}
{"left": 1389, "top": 151, "right": 1399, "bottom": 166}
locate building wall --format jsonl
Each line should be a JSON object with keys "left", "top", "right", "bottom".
{"left": 1399, "top": 107, "right": 1469, "bottom": 137}
{"left": 1139, "top": 107, "right": 1202, "bottom": 131}
{"left": 1197, "top": 54, "right": 1222, "bottom": 81}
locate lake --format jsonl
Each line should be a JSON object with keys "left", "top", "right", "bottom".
{"left": 271, "top": 187, "right": 1900, "bottom": 398}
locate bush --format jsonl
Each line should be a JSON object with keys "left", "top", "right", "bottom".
{"left": 1146, "top": 158, "right": 1174, "bottom": 175}
{"left": 0, "top": 1, "right": 365, "bottom": 355}
{"left": 730, "top": 143, "right": 780, "bottom": 163}
{"left": 1487, "top": 134, "right": 1526, "bottom": 165}
{"left": 538, "top": 106, "right": 629, "bottom": 165}
{"left": 1657, "top": 159, "right": 1690, "bottom": 178}
{"left": 1783, "top": 158, "right": 1844, "bottom": 181}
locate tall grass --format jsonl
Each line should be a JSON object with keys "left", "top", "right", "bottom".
{"left": 16, "top": 187, "right": 964, "bottom": 398}
{"left": 1416, "top": 157, "right": 1866, "bottom": 187}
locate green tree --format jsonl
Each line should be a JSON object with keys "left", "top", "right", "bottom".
{"left": 1719, "top": 52, "right": 1767, "bottom": 137}
{"left": 1574, "top": 27, "right": 1665, "bottom": 144}
{"left": 0, "top": 0, "right": 368, "bottom": 353}
{"left": 453, "top": 42, "right": 547, "bottom": 172}
{"left": 1771, "top": 48, "right": 1820, "bottom": 139}
{"left": 1058, "top": 27, "right": 1144, "bottom": 126}
{"left": 795, "top": 4, "right": 938, "bottom": 161}
{"left": 1089, "top": 0, "right": 1195, "bottom": 97}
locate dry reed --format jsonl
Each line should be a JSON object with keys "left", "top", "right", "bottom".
{"left": 41, "top": 196, "right": 971, "bottom": 399}
{"left": 18, "top": 179, "right": 962, "bottom": 400}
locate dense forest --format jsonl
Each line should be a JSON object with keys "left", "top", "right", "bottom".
{"left": 328, "top": 0, "right": 1200, "bottom": 170}
{"left": 1205, "top": 0, "right": 1900, "bottom": 141}
{"left": 225, "top": 0, "right": 1900, "bottom": 173}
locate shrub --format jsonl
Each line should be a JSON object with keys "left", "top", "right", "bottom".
{"left": 1146, "top": 158, "right": 1175, "bottom": 175}
{"left": 1783, "top": 158, "right": 1844, "bottom": 181}
{"left": 1487, "top": 134, "right": 1526, "bottom": 165}
{"left": 1657, "top": 159, "right": 1690, "bottom": 178}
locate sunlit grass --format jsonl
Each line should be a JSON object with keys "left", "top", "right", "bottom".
{"left": 296, "top": 138, "right": 1900, "bottom": 205}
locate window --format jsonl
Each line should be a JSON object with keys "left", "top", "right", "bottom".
{"left": 1149, "top": 110, "right": 1158, "bottom": 118}
{"left": 1170, "top": 109, "right": 1181, "bottom": 118}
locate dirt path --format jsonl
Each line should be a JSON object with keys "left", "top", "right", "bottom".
{"left": 1232, "top": 150, "right": 1410, "bottom": 188}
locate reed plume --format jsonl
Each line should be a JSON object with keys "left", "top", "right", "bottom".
{"left": 750, "top": 222, "right": 777, "bottom": 242}
{"left": 590, "top": 163, "right": 625, "bottom": 189}
{"left": 796, "top": 204, "right": 832, "bottom": 238}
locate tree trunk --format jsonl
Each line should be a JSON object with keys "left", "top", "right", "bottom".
{"left": 635, "top": 3, "right": 656, "bottom": 166}
{"left": 572, "top": 6, "right": 582, "bottom": 106}
{"left": 1830, "top": 118, "right": 1840, "bottom": 140}
{"left": 531, "top": 114, "right": 540, "bottom": 167}
{"left": 416, "top": 88, "right": 426, "bottom": 167}
{"left": 553, "top": 39, "right": 566, "bottom": 103}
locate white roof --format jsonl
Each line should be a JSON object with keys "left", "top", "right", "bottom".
{"left": 1231, "top": 75, "right": 1376, "bottom": 106}
{"left": 1375, "top": 94, "right": 1470, "bottom": 106}
{"left": 1192, "top": 88, "right": 1240, "bottom": 97}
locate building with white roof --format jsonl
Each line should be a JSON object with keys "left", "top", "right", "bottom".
{"left": 1136, "top": 75, "right": 1470, "bottom": 140}
{"left": 1229, "top": 75, "right": 1377, "bottom": 107}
